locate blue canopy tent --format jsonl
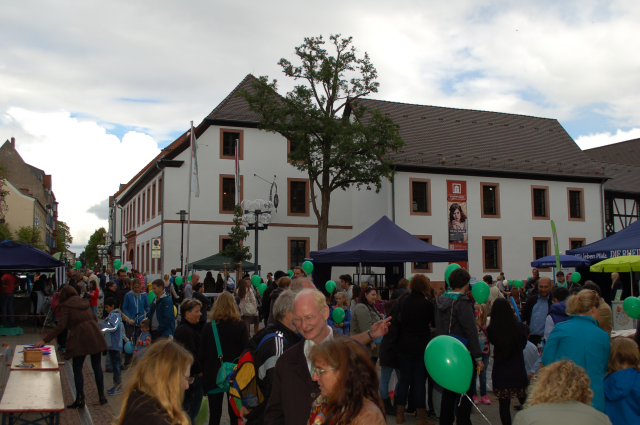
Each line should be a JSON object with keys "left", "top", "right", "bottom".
{"left": 0, "top": 240, "right": 65, "bottom": 271}
{"left": 566, "top": 220, "right": 640, "bottom": 261}
{"left": 530, "top": 254, "right": 591, "bottom": 268}
{"left": 310, "top": 216, "right": 467, "bottom": 290}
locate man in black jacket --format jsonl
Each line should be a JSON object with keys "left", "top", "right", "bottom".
{"left": 436, "top": 268, "right": 483, "bottom": 425}
{"left": 262, "top": 270, "right": 285, "bottom": 327}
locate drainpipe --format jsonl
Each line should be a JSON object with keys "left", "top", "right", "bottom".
{"left": 600, "top": 178, "right": 606, "bottom": 239}
{"left": 392, "top": 165, "right": 397, "bottom": 223}
{"left": 156, "top": 160, "right": 166, "bottom": 273}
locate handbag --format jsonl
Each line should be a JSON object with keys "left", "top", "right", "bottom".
{"left": 243, "top": 293, "right": 258, "bottom": 316}
{"left": 209, "top": 320, "right": 238, "bottom": 394}
{"left": 448, "top": 299, "right": 469, "bottom": 347}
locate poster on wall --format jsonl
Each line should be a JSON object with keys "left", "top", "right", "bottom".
{"left": 447, "top": 180, "right": 468, "bottom": 269}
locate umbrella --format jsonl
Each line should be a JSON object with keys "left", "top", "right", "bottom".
{"left": 590, "top": 255, "right": 640, "bottom": 297}
{"left": 531, "top": 254, "right": 591, "bottom": 268}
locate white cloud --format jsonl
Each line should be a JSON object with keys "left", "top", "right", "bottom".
{"left": 87, "top": 198, "right": 110, "bottom": 220}
{"left": 3, "top": 108, "right": 160, "bottom": 247}
{"left": 575, "top": 128, "right": 640, "bottom": 150}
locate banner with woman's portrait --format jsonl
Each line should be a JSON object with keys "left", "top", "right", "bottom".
{"left": 447, "top": 180, "right": 468, "bottom": 268}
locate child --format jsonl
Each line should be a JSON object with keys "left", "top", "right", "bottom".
{"left": 328, "top": 292, "right": 351, "bottom": 335}
{"left": 100, "top": 297, "right": 127, "bottom": 395}
{"left": 604, "top": 338, "right": 640, "bottom": 425}
{"left": 522, "top": 324, "right": 541, "bottom": 378}
{"left": 474, "top": 303, "right": 491, "bottom": 405}
{"left": 88, "top": 280, "right": 100, "bottom": 316}
{"left": 134, "top": 319, "right": 152, "bottom": 359}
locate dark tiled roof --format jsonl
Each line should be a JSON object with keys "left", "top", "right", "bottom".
{"left": 590, "top": 161, "right": 640, "bottom": 194}
{"left": 352, "top": 98, "right": 603, "bottom": 179}
{"left": 206, "top": 74, "right": 262, "bottom": 123}
{"left": 583, "top": 138, "right": 640, "bottom": 167}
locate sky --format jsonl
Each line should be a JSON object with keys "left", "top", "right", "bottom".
{"left": 1, "top": 0, "right": 640, "bottom": 253}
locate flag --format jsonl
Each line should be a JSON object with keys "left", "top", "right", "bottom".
{"left": 235, "top": 140, "right": 240, "bottom": 205}
{"left": 190, "top": 123, "right": 199, "bottom": 198}
{"left": 551, "top": 220, "right": 562, "bottom": 285}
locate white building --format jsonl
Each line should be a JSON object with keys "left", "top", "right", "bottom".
{"left": 109, "top": 75, "right": 608, "bottom": 288}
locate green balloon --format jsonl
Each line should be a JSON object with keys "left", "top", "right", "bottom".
{"left": 258, "top": 283, "right": 267, "bottom": 296}
{"left": 113, "top": 260, "right": 121, "bottom": 270}
{"left": 514, "top": 279, "right": 524, "bottom": 289}
{"left": 287, "top": 270, "right": 293, "bottom": 278}
{"left": 444, "top": 263, "right": 462, "bottom": 286}
{"left": 409, "top": 276, "right": 413, "bottom": 281}
{"left": 332, "top": 307, "right": 345, "bottom": 324}
{"left": 251, "top": 274, "right": 262, "bottom": 287}
{"left": 528, "top": 276, "right": 532, "bottom": 281}
{"left": 571, "top": 272, "right": 581, "bottom": 283}
{"left": 74, "top": 261, "right": 82, "bottom": 270}
{"left": 623, "top": 297, "right": 640, "bottom": 319}
{"left": 175, "top": 276, "right": 183, "bottom": 286}
{"left": 302, "top": 261, "right": 313, "bottom": 275}
{"left": 148, "top": 291, "right": 156, "bottom": 304}
{"left": 123, "top": 266, "right": 128, "bottom": 271}
{"left": 325, "top": 280, "right": 336, "bottom": 293}
{"left": 188, "top": 275, "right": 192, "bottom": 282}
{"left": 472, "top": 281, "right": 490, "bottom": 304}
{"left": 424, "top": 336, "right": 473, "bottom": 394}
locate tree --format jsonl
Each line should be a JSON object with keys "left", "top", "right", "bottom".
{"left": 79, "top": 251, "right": 86, "bottom": 266}
{"left": 239, "top": 35, "right": 405, "bottom": 249}
{"left": 0, "top": 162, "right": 9, "bottom": 220}
{"left": 84, "top": 227, "right": 106, "bottom": 268}
{"left": 56, "top": 220, "right": 73, "bottom": 253}
{"left": 220, "top": 205, "right": 252, "bottom": 266}
{"left": 15, "top": 226, "right": 45, "bottom": 250}
{"left": 0, "top": 222, "right": 12, "bottom": 241}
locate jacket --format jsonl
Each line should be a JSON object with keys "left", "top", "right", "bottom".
{"left": 396, "top": 292, "right": 436, "bottom": 355}
{"left": 113, "top": 278, "right": 126, "bottom": 307}
{"left": 149, "top": 293, "right": 175, "bottom": 336}
{"left": 101, "top": 309, "right": 126, "bottom": 352}
{"left": 267, "top": 287, "right": 284, "bottom": 325}
{"left": 89, "top": 288, "right": 100, "bottom": 307}
{"left": 541, "top": 315, "right": 610, "bottom": 412}
{"left": 247, "top": 321, "right": 302, "bottom": 425}
{"left": 200, "top": 319, "right": 249, "bottom": 394}
{"left": 604, "top": 367, "right": 640, "bottom": 425}
{"left": 436, "top": 292, "right": 482, "bottom": 359}
{"left": 122, "top": 291, "right": 150, "bottom": 325}
{"left": 548, "top": 300, "right": 568, "bottom": 325}
{"left": 203, "top": 275, "right": 216, "bottom": 293}
{"left": 351, "top": 303, "right": 381, "bottom": 357}
{"left": 193, "top": 291, "right": 211, "bottom": 323}
{"left": 521, "top": 293, "right": 552, "bottom": 327}
{"left": 261, "top": 282, "right": 278, "bottom": 322}
{"left": 348, "top": 398, "right": 386, "bottom": 425}
{"left": 104, "top": 288, "right": 120, "bottom": 309}
{"left": 513, "top": 400, "right": 612, "bottom": 425}
{"left": 120, "top": 389, "right": 173, "bottom": 425}
{"left": 487, "top": 322, "right": 529, "bottom": 390}
{"left": 379, "top": 293, "right": 408, "bottom": 369}
{"left": 173, "top": 319, "right": 203, "bottom": 376}
{"left": 43, "top": 295, "right": 108, "bottom": 359}
{"left": 328, "top": 306, "right": 351, "bottom": 335}
{"left": 390, "top": 288, "right": 409, "bottom": 300}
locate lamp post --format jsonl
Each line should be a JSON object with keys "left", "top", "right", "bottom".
{"left": 177, "top": 210, "right": 188, "bottom": 275}
{"left": 241, "top": 199, "right": 273, "bottom": 277}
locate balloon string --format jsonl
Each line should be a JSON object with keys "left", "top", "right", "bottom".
{"left": 460, "top": 394, "right": 494, "bottom": 425}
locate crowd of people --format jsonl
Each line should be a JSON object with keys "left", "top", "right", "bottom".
{"left": 4, "top": 263, "right": 636, "bottom": 425}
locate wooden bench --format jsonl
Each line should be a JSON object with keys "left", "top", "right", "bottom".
{"left": 0, "top": 370, "right": 64, "bottom": 425}
{"left": 11, "top": 346, "right": 59, "bottom": 371}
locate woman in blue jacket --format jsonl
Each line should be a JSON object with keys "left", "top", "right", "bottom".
{"left": 541, "top": 289, "right": 610, "bottom": 412}
{"left": 122, "top": 279, "right": 150, "bottom": 367}
{"left": 604, "top": 338, "right": 640, "bottom": 425}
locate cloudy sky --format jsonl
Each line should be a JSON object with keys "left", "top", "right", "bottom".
{"left": 2, "top": 0, "right": 639, "bottom": 252}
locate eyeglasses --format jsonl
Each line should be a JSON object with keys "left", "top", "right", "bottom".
{"left": 313, "top": 367, "right": 335, "bottom": 376}
{"left": 292, "top": 309, "right": 322, "bottom": 326}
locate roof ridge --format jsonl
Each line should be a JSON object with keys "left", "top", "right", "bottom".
{"left": 583, "top": 137, "right": 640, "bottom": 151}
{"left": 207, "top": 74, "right": 258, "bottom": 118}
{"left": 357, "top": 97, "right": 557, "bottom": 121}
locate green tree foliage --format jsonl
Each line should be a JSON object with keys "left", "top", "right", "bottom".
{"left": 15, "top": 225, "right": 45, "bottom": 250}
{"left": 84, "top": 227, "right": 106, "bottom": 268}
{"left": 220, "top": 205, "right": 252, "bottom": 266}
{"left": 0, "top": 163, "right": 9, "bottom": 220}
{"left": 79, "top": 251, "right": 86, "bottom": 266}
{"left": 0, "top": 222, "right": 12, "bottom": 241}
{"left": 239, "top": 35, "right": 405, "bottom": 249}
{"left": 56, "top": 220, "right": 73, "bottom": 253}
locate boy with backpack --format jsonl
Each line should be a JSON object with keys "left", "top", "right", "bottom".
{"left": 101, "top": 297, "right": 128, "bottom": 395}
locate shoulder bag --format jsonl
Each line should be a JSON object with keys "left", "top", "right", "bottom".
{"left": 243, "top": 292, "right": 258, "bottom": 316}
{"left": 209, "top": 320, "right": 239, "bottom": 394}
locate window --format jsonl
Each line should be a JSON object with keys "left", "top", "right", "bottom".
{"left": 220, "top": 128, "right": 244, "bottom": 160}
{"left": 220, "top": 175, "right": 242, "bottom": 214}
{"left": 152, "top": 183, "right": 156, "bottom": 218}
{"left": 219, "top": 235, "right": 237, "bottom": 253}
{"left": 288, "top": 237, "right": 310, "bottom": 270}
{"left": 482, "top": 237, "right": 502, "bottom": 272}
{"left": 411, "top": 236, "right": 433, "bottom": 273}
{"left": 146, "top": 242, "right": 150, "bottom": 273}
{"left": 409, "top": 178, "right": 431, "bottom": 216}
{"left": 136, "top": 245, "right": 140, "bottom": 270}
{"left": 158, "top": 178, "right": 163, "bottom": 214}
{"left": 287, "top": 139, "right": 303, "bottom": 163}
{"left": 531, "top": 186, "right": 549, "bottom": 219}
{"left": 137, "top": 196, "right": 141, "bottom": 226}
{"left": 605, "top": 198, "right": 613, "bottom": 223}
{"left": 147, "top": 188, "right": 151, "bottom": 221}
{"left": 567, "top": 188, "right": 585, "bottom": 221}
{"left": 480, "top": 183, "right": 500, "bottom": 218}
{"left": 533, "top": 237, "right": 551, "bottom": 270}
{"left": 288, "top": 178, "right": 310, "bottom": 216}
{"left": 569, "top": 238, "right": 586, "bottom": 250}
{"left": 142, "top": 193, "right": 146, "bottom": 223}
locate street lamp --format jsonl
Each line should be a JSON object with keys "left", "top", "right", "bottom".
{"left": 241, "top": 199, "right": 273, "bottom": 278}
{"left": 177, "top": 210, "right": 188, "bottom": 274}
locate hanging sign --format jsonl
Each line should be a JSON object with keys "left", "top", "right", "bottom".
{"left": 447, "top": 180, "right": 468, "bottom": 269}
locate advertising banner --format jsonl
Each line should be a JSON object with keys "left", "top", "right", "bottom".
{"left": 447, "top": 180, "right": 468, "bottom": 269}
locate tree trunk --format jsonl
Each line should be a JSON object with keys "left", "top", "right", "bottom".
{"left": 317, "top": 187, "right": 331, "bottom": 250}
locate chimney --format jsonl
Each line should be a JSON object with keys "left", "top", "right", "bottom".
{"left": 11, "top": 137, "right": 15, "bottom": 148}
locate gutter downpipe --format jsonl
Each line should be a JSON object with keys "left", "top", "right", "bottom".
{"left": 156, "top": 160, "right": 166, "bottom": 274}
{"left": 601, "top": 178, "right": 606, "bottom": 239}
{"left": 392, "top": 165, "right": 397, "bottom": 224}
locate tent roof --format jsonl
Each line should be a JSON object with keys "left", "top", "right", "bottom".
{"left": 566, "top": 220, "right": 640, "bottom": 261}
{"left": 0, "top": 240, "right": 65, "bottom": 271}
{"left": 188, "top": 253, "right": 255, "bottom": 271}
{"left": 530, "top": 254, "right": 591, "bottom": 268}
{"left": 310, "top": 216, "right": 468, "bottom": 264}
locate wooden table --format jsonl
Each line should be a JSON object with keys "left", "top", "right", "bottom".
{"left": 0, "top": 370, "right": 64, "bottom": 424}
{"left": 10, "top": 346, "right": 58, "bottom": 371}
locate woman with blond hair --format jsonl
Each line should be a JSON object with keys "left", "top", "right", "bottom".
{"left": 604, "top": 338, "right": 640, "bottom": 425}
{"left": 200, "top": 292, "right": 249, "bottom": 425}
{"left": 308, "top": 337, "right": 385, "bottom": 425}
{"left": 162, "top": 273, "right": 179, "bottom": 300}
{"left": 513, "top": 361, "right": 611, "bottom": 425}
{"left": 236, "top": 277, "right": 259, "bottom": 334}
{"left": 541, "top": 290, "right": 611, "bottom": 412}
{"left": 117, "top": 339, "right": 193, "bottom": 425}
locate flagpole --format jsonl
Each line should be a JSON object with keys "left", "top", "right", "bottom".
{"left": 184, "top": 121, "right": 194, "bottom": 278}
